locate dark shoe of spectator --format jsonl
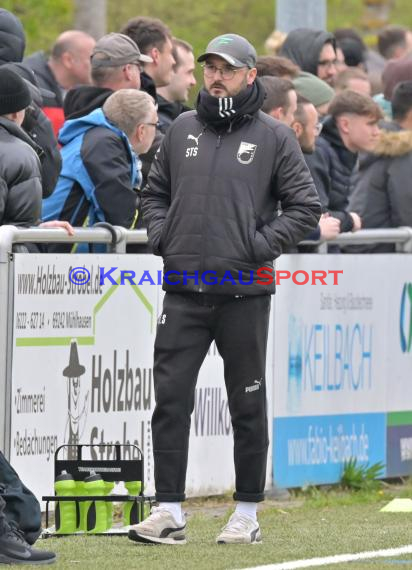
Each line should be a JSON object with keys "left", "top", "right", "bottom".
{"left": 0, "top": 522, "right": 56, "bottom": 565}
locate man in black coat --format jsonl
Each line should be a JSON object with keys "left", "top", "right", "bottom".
{"left": 305, "top": 90, "right": 382, "bottom": 234}
{"left": 128, "top": 33, "right": 320, "bottom": 547}
{"left": 349, "top": 81, "right": 412, "bottom": 252}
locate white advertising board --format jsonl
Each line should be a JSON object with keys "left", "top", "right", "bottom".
{"left": 10, "top": 254, "right": 274, "bottom": 502}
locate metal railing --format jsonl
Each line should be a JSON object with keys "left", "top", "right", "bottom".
{"left": 1, "top": 224, "right": 412, "bottom": 451}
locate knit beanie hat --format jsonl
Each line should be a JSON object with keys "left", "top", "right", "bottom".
{"left": 0, "top": 67, "right": 31, "bottom": 115}
{"left": 293, "top": 71, "right": 335, "bottom": 107}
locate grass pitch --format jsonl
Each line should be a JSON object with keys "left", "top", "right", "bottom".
{"left": 30, "top": 482, "right": 412, "bottom": 570}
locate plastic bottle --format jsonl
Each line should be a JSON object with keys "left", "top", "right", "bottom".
{"left": 82, "top": 471, "right": 107, "bottom": 533}
{"left": 54, "top": 470, "right": 77, "bottom": 534}
{"left": 104, "top": 480, "right": 115, "bottom": 530}
{"left": 123, "top": 481, "right": 142, "bottom": 526}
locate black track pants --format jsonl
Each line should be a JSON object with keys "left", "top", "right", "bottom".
{"left": 152, "top": 292, "right": 271, "bottom": 502}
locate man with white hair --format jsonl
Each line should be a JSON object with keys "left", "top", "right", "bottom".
{"left": 42, "top": 89, "right": 157, "bottom": 252}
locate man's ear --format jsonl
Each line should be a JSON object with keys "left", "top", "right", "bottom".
{"left": 247, "top": 67, "right": 257, "bottom": 86}
{"left": 149, "top": 46, "right": 159, "bottom": 65}
{"left": 61, "top": 51, "right": 73, "bottom": 70}
{"left": 292, "top": 121, "right": 303, "bottom": 138}
{"left": 336, "top": 115, "right": 349, "bottom": 135}
{"left": 269, "top": 107, "right": 283, "bottom": 121}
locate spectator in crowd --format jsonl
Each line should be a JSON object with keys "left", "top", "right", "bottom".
{"left": 374, "top": 57, "right": 412, "bottom": 120}
{"left": 0, "top": 67, "right": 43, "bottom": 228}
{"left": 264, "top": 29, "right": 287, "bottom": 55}
{"left": 377, "top": 25, "right": 412, "bottom": 61}
{"left": 260, "top": 76, "right": 297, "bottom": 126}
{"left": 279, "top": 28, "right": 337, "bottom": 85}
{"left": 128, "top": 32, "right": 320, "bottom": 547}
{"left": 256, "top": 55, "right": 300, "bottom": 79}
{"left": 120, "top": 17, "right": 175, "bottom": 188}
{"left": 349, "top": 81, "right": 412, "bottom": 252}
{"left": 42, "top": 89, "right": 157, "bottom": 252}
{"left": 0, "top": 67, "right": 72, "bottom": 242}
{"left": 0, "top": 8, "right": 61, "bottom": 198}
{"left": 120, "top": 17, "right": 175, "bottom": 100}
{"left": 334, "top": 27, "right": 384, "bottom": 94}
{"left": 24, "top": 31, "right": 96, "bottom": 136}
{"left": 63, "top": 33, "right": 152, "bottom": 121}
{"left": 334, "top": 68, "right": 372, "bottom": 96}
{"left": 292, "top": 96, "right": 341, "bottom": 244}
{"left": 336, "top": 38, "right": 366, "bottom": 70}
{"left": 305, "top": 90, "right": 382, "bottom": 234}
{"left": 157, "top": 38, "right": 196, "bottom": 133}
{"left": 293, "top": 71, "right": 335, "bottom": 118}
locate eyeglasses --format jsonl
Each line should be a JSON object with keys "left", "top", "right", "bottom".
{"left": 143, "top": 121, "right": 160, "bottom": 128}
{"left": 314, "top": 122, "right": 323, "bottom": 135}
{"left": 317, "top": 59, "right": 337, "bottom": 69}
{"left": 201, "top": 62, "right": 245, "bottom": 80}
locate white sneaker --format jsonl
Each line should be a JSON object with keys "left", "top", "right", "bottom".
{"left": 128, "top": 507, "right": 186, "bottom": 545}
{"left": 216, "top": 512, "right": 262, "bottom": 544}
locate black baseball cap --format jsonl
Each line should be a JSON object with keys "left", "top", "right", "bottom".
{"left": 197, "top": 34, "right": 257, "bottom": 68}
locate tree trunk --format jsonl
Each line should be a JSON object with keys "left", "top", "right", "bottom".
{"left": 74, "top": 0, "right": 107, "bottom": 40}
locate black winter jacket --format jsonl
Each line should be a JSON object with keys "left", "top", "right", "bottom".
{"left": 158, "top": 95, "right": 191, "bottom": 134}
{"left": 142, "top": 110, "right": 321, "bottom": 295}
{"left": 305, "top": 116, "right": 357, "bottom": 232}
{"left": 349, "top": 123, "right": 412, "bottom": 252}
{"left": 23, "top": 52, "right": 63, "bottom": 108}
{"left": 0, "top": 117, "right": 42, "bottom": 226}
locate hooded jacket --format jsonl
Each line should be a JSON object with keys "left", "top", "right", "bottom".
{"left": 349, "top": 123, "right": 412, "bottom": 252}
{"left": 279, "top": 28, "right": 336, "bottom": 76}
{"left": 0, "top": 8, "right": 25, "bottom": 65}
{"left": 0, "top": 117, "right": 42, "bottom": 227}
{"left": 63, "top": 85, "right": 113, "bottom": 120}
{"left": 0, "top": 9, "right": 61, "bottom": 197}
{"left": 42, "top": 108, "right": 140, "bottom": 251}
{"left": 142, "top": 106, "right": 321, "bottom": 296}
{"left": 305, "top": 116, "right": 357, "bottom": 232}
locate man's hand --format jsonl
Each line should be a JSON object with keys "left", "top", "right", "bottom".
{"left": 319, "top": 213, "right": 340, "bottom": 240}
{"left": 39, "top": 220, "right": 75, "bottom": 236}
{"left": 349, "top": 212, "right": 362, "bottom": 232}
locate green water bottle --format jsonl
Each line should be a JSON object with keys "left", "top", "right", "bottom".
{"left": 83, "top": 471, "right": 107, "bottom": 533}
{"left": 74, "top": 479, "right": 85, "bottom": 532}
{"left": 104, "top": 481, "right": 115, "bottom": 530}
{"left": 123, "top": 481, "right": 142, "bottom": 526}
{"left": 54, "top": 471, "right": 77, "bottom": 534}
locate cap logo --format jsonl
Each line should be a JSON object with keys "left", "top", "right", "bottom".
{"left": 216, "top": 36, "right": 234, "bottom": 45}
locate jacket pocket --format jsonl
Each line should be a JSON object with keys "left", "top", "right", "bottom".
{"left": 249, "top": 228, "right": 274, "bottom": 262}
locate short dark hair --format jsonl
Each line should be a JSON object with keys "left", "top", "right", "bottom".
{"left": 391, "top": 80, "right": 412, "bottom": 121}
{"left": 329, "top": 90, "right": 383, "bottom": 121}
{"left": 120, "top": 17, "right": 172, "bottom": 55}
{"left": 256, "top": 55, "right": 300, "bottom": 79}
{"left": 260, "top": 76, "right": 295, "bottom": 114}
{"left": 172, "top": 38, "right": 193, "bottom": 71}
{"left": 377, "top": 26, "right": 408, "bottom": 59}
{"left": 294, "top": 94, "right": 312, "bottom": 125}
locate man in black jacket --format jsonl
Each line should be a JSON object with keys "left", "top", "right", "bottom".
{"left": 349, "top": 81, "right": 412, "bottom": 252}
{"left": 306, "top": 90, "right": 382, "bottom": 234}
{"left": 128, "top": 34, "right": 321, "bottom": 547}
